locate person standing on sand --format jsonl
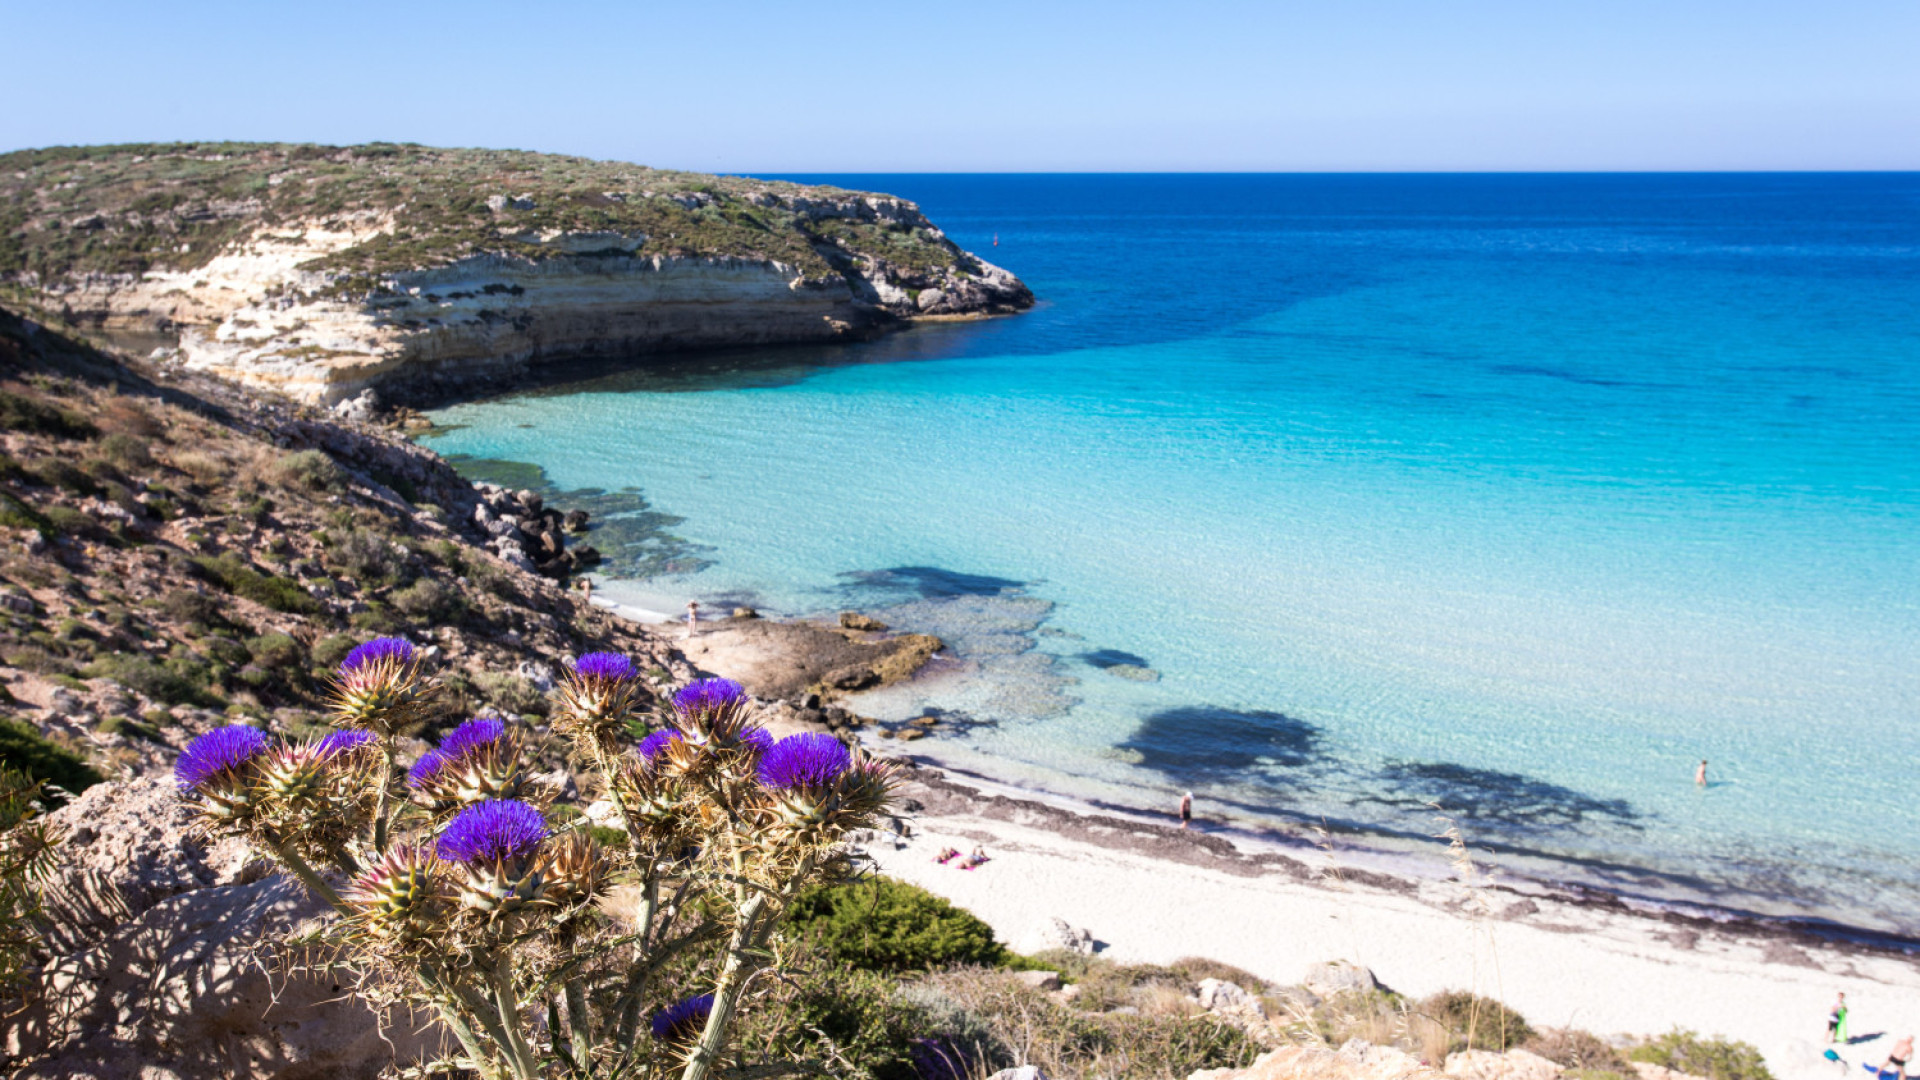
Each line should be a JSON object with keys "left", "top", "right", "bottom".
{"left": 685, "top": 600, "right": 699, "bottom": 641}
{"left": 1879, "top": 1034, "right": 1911, "bottom": 1079}
{"left": 1179, "top": 792, "right": 1193, "bottom": 829}
{"left": 1696, "top": 759, "right": 1708, "bottom": 787}
{"left": 1829, "top": 992, "right": 1848, "bottom": 1044}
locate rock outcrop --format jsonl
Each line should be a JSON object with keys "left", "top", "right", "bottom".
{"left": 7, "top": 778, "right": 447, "bottom": 1079}
{"left": 2, "top": 144, "right": 1034, "bottom": 405}
{"left": 1191, "top": 1040, "right": 1441, "bottom": 1080}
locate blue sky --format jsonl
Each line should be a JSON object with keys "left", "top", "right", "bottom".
{"left": 3, "top": 0, "right": 1915, "bottom": 171}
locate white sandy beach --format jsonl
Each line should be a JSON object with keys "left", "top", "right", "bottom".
{"left": 862, "top": 778, "right": 1920, "bottom": 1080}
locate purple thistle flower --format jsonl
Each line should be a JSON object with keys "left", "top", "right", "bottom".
{"left": 438, "top": 717, "right": 505, "bottom": 759}
{"left": 436, "top": 800, "right": 547, "bottom": 865}
{"left": 672, "top": 678, "right": 744, "bottom": 716}
{"left": 573, "top": 652, "right": 636, "bottom": 681}
{"left": 757, "top": 733, "right": 851, "bottom": 792}
{"left": 635, "top": 729, "right": 681, "bottom": 761}
{"left": 650, "top": 993, "right": 714, "bottom": 1040}
{"left": 176, "top": 725, "right": 271, "bottom": 791}
{"left": 314, "top": 729, "right": 373, "bottom": 759}
{"left": 406, "top": 749, "right": 448, "bottom": 789}
{"left": 740, "top": 725, "right": 773, "bottom": 753}
{"left": 340, "top": 636, "right": 414, "bottom": 676}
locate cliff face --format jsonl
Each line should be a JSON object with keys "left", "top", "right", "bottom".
{"left": 1, "top": 144, "right": 1032, "bottom": 404}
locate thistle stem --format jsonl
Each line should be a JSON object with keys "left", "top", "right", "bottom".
{"left": 490, "top": 950, "right": 542, "bottom": 1080}
{"left": 272, "top": 843, "right": 345, "bottom": 912}
{"left": 373, "top": 737, "right": 396, "bottom": 855}
{"left": 679, "top": 891, "right": 769, "bottom": 1080}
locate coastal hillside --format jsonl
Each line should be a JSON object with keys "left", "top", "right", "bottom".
{"left": 0, "top": 143, "right": 1032, "bottom": 404}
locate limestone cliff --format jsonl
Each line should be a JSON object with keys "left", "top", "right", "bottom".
{"left": 0, "top": 143, "right": 1032, "bottom": 403}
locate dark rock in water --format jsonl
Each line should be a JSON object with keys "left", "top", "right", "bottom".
{"left": 838, "top": 565, "right": 1026, "bottom": 599}
{"left": 1366, "top": 761, "right": 1640, "bottom": 830}
{"left": 1082, "top": 648, "right": 1150, "bottom": 670}
{"left": 515, "top": 488, "right": 543, "bottom": 514}
{"left": 731, "top": 606, "right": 759, "bottom": 619}
{"left": 825, "top": 665, "right": 879, "bottom": 690}
{"left": 839, "top": 611, "right": 889, "bottom": 632}
{"left": 1120, "top": 705, "right": 1323, "bottom": 780}
{"left": 795, "top": 707, "right": 826, "bottom": 726}
{"left": 572, "top": 545, "right": 601, "bottom": 567}
{"left": 563, "top": 508, "right": 590, "bottom": 533}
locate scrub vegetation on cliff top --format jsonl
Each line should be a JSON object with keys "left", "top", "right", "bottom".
{"left": 0, "top": 142, "right": 970, "bottom": 295}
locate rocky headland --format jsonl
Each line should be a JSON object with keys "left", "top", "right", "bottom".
{"left": 0, "top": 143, "right": 1032, "bottom": 405}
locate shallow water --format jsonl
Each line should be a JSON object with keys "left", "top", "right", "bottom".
{"left": 423, "top": 174, "right": 1920, "bottom": 932}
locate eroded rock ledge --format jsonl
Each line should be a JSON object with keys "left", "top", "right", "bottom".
{"left": 2, "top": 143, "right": 1034, "bottom": 404}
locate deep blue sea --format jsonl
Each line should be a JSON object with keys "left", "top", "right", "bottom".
{"left": 423, "top": 174, "right": 1920, "bottom": 932}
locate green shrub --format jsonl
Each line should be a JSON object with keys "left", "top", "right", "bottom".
{"left": 189, "top": 553, "right": 319, "bottom": 613}
{"left": 391, "top": 577, "right": 464, "bottom": 623}
{"left": 472, "top": 671, "right": 545, "bottom": 717}
{"left": 30, "top": 459, "right": 101, "bottom": 497}
{"left": 735, "top": 956, "right": 937, "bottom": 1080}
{"left": 0, "top": 491, "right": 51, "bottom": 538}
{"left": 788, "top": 875, "right": 1006, "bottom": 972}
{"left": 1629, "top": 1029, "right": 1773, "bottom": 1080}
{"left": 42, "top": 506, "right": 100, "bottom": 540}
{"left": 246, "top": 632, "right": 304, "bottom": 670}
{"left": 0, "top": 718, "right": 101, "bottom": 797}
{"left": 327, "top": 527, "right": 404, "bottom": 582}
{"left": 160, "top": 589, "right": 227, "bottom": 629}
{"left": 271, "top": 449, "right": 348, "bottom": 494}
{"left": 82, "top": 653, "right": 216, "bottom": 707}
{"left": 311, "top": 633, "right": 358, "bottom": 673}
{"left": 0, "top": 390, "right": 96, "bottom": 439}
{"left": 1529, "top": 1027, "right": 1631, "bottom": 1071}
{"left": 97, "top": 433, "right": 152, "bottom": 469}
{"left": 1419, "top": 990, "right": 1533, "bottom": 1052}
{"left": 1169, "top": 957, "right": 1269, "bottom": 990}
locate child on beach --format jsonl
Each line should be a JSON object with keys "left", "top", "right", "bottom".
{"left": 1696, "top": 760, "right": 1708, "bottom": 787}
{"left": 1829, "top": 993, "right": 1849, "bottom": 1044}
{"left": 685, "top": 600, "right": 699, "bottom": 641}
{"left": 1179, "top": 792, "right": 1193, "bottom": 829}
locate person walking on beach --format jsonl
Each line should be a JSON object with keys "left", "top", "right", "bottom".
{"left": 685, "top": 600, "right": 699, "bottom": 641}
{"left": 1695, "top": 759, "right": 1708, "bottom": 787}
{"left": 1179, "top": 792, "right": 1193, "bottom": 829}
{"left": 1879, "top": 1034, "right": 1911, "bottom": 1079}
{"left": 1829, "top": 992, "right": 1849, "bottom": 1044}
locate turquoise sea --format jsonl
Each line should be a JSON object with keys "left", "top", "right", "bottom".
{"left": 423, "top": 174, "right": 1920, "bottom": 934}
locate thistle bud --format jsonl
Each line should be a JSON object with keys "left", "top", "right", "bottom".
{"left": 327, "top": 637, "right": 434, "bottom": 736}
{"left": 613, "top": 741, "right": 686, "bottom": 833}
{"left": 538, "top": 830, "right": 612, "bottom": 908}
{"left": 176, "top": 725, "right": 271, "bottom": 827}
{"left": 551, "top": 652, "right": 644, "bottom": 753}
{"left": 437, "top": 799, "right": 548, "bottom": 917}
{"left": 257, "top": 742, "right": 329, "bottom": 809}
{"left": 344, "top": 845, "right": 446, "bottom": 943}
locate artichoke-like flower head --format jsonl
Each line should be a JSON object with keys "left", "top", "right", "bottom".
{"left": 328, "top": 637, "right": 434, "bottom": 736}
{"left": 552, "top": 652, "right": 645, "bottom": 753}
{"left": 176, "top": 725, "right": 271, "bottom": 826}
{"left": 651, "top": 993, "right": 715, "bottom": 1043}
{"left": 658, "top": 679, "right": 772, "bottom": 774}
{"left": 408, "top": 717, "right": 525, "bottom": 811}
{"left": 437, "top": 799, "right": 549, "bottom": 917}
{"left": 756, "top": 732, "right": 852, "bottom": 834}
